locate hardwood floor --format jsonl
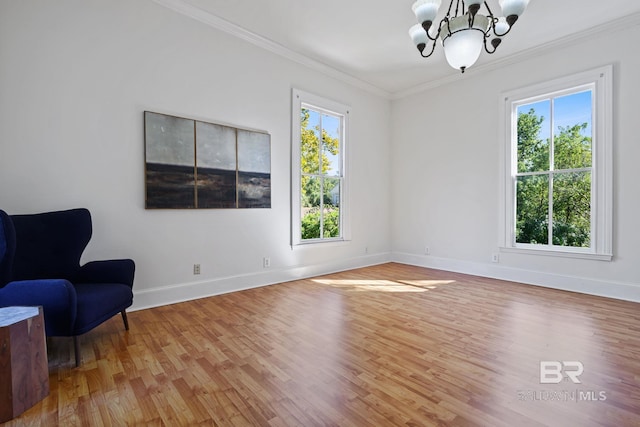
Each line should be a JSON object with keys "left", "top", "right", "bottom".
{"left": 5, "top": 263, "right": 640, "bottom": 426}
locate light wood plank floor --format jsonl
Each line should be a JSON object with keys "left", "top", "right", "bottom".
{"left": 6, "top": 263, "right": 640, "bottom": 426}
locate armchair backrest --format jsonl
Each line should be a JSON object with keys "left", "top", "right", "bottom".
{"left": 0, "top": 210, "right": 16, "bottom": 287}
{"left": 10, "top": 208, "right": 92, "bottom": 281}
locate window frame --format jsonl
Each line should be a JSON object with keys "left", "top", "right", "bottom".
{"left": 291, "top": 88, "right": 351, "bottom": 246}
{"left": 499, "top": 66, "right": 613, "bottom": 260}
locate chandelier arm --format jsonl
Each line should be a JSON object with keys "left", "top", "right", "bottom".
{"left": 485, "top": 2, "right": 513, "bottom": 37}
{"left": 483, "top": 1, "right": 494, "bottom": 16}
{"left": 420, "top": 40, "right": 438, "bottom": 58}
{"left": 426, "top": 19, "right": 447, "bottom": 42}
{"left": 484, "top": 42, "right": 496, "bottom": 54}
{"left": 491, "top": 16, "right": 513, "bottom": 38}
{"left": 493, "top": 28, "right": 512, "bottom": 37}
{"left": 483, "top": 35, "right": 500, "bottom": 54}
{"left": 443, "top": 17, "right": 453, "bottom": 38}
{"left": 445, "top": 0, "right": 455, "bottom": 19}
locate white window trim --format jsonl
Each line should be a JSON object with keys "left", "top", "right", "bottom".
{"left": 498, "top": 65, "right": 613, "bottom": 261}
{"left": 291, "top": 88, "right": 351, "bottom": 246}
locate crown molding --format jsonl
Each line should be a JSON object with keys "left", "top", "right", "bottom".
{"left": 393, "top": 11, "right": 640, "bottom": 99}
{"left": 151, "top": 1, "right": 640, "bottom": 101}
{"left": 151, "top": 0, "right": 392, "bottom": 99}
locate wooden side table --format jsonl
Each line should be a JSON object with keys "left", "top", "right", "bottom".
{"left": 0, "top": 306, "right": 50, "bottom": 423}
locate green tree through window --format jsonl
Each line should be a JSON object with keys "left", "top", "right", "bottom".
{"left": 300, "top": 108, "right": 342, "bottom": 240}
{"left": 515, "top": 91, "right": 592, "bottom": 248}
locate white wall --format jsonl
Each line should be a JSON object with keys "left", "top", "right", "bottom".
{"left": 391, "top": 23, "right": 640, "bottom": 301}
{"left": 0, "top": 0, "right": 392, "bottom": 309}
{"left": 2, "top": 1, "right": 637, "bottom": 308}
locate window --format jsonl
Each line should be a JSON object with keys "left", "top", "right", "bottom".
{"left": 500, "top": 66, "right": 612, "bottom": 260}
{"left": 292, "top": 89, "right": 350, "bottom": 245}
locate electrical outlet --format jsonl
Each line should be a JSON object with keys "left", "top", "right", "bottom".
{"left": 425, "top": 246, "right": 430, "bottom": 255}
{"left": 193, "top": 264, "right": 201, "bottom": 275}
{"left": 365, "top": 246, "right": 369, "bottom": 254}
{"left": 263, "top": 257, "right": 271, "bottom": 268}
{"left": 491, "top": 253, "right": 499, "bottom": 263}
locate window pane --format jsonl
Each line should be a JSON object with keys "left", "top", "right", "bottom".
{"left": 552, "top": 171, "right": 591, "bottom": 247}
{"left": 301, "top": 176, "right": 321, "bottom": 240}
{"left": 301, "top": 175, "right": 320, "bottom": 210}
{"left": 516, "top": 175, "right": 549, "bottom": 244}
{"left": 322, "top": 178, "right": 340, "bottom": 238}
{"left": 322, "top": 114, "right": 341, "bottom": 177}
{"left": 553, "top": 91, "right": 592, "bottom": 170}
{"left": 517, "top": 100, "right": 550, "bottom": 173}
{"left": 301, "top": 109, "right": 321, "bottom": 175}
{"left": 324, "top": 176, "right": 340, "bottom": 206}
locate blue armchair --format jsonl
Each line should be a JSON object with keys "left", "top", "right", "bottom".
{"left": 0, "top": 208, "right": 135, "bottom": 366}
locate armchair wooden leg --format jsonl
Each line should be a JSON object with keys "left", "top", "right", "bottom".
{"left": 121, "top": 310, "right": 130, "bottom": 331}
{"left": 73, "top": 336, "right": 80, "bottom": 367}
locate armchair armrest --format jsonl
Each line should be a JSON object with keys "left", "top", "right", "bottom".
{"left": 0, "top": 279, "right": 77, "bottom": 336}
{"left": 77, "top": 259, "right": 135, "bottom": 287}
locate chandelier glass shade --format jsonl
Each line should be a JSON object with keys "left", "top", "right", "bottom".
{"left": 409, "top": 0, "right": 529, "bottom": 73}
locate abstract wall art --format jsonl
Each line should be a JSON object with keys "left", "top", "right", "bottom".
{"left": 144, "top": 111, "right": 271, "bottom": 209}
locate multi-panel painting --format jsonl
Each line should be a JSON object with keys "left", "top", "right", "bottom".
{"left": 144, "top": 111, "right": 271, "bottom": 209}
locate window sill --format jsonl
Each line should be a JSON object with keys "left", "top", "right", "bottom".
{"left": 500, "top": 246, "right": 612, "bottom": 261}
{"left": 292, "top": 239, "right": 351, "bottom": 249}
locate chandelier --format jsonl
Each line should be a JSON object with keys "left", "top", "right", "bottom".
{"left": 409, "top": 0, "right": 530, "bottom": 73}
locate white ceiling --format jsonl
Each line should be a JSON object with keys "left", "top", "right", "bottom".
{"left": 159, "top": 0, "right": 640, "bottom": 97}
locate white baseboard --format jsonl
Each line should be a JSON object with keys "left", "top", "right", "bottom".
{"left": 131, "top": 251, "right": 639, "bottom": 311}
{"left": 130, "top": 252, "right": 392, "bottom": 311}
{"left": 392, "top": 252, "right": 640, "bottom": 303}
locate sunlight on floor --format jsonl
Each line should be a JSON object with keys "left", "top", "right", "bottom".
{"left": 398, "top": 279, "right": 456, "bottom": 289}
{"left": 311, "top": 278, "right": 457, "bottom": 292}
